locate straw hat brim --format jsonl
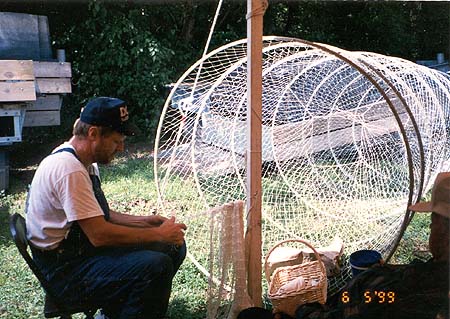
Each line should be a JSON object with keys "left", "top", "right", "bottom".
{"left": 408, "top": 201, "right": 450, "bottom": 219}
{"left": 408, "top": 201, "right": 433, "bottom": 212}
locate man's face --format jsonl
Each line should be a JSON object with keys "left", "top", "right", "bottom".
{"left": 92, "top": 130, "right": 125, "bottom": 164}
{"left": 429, "top": 212, "right": 450, "bottom": 262}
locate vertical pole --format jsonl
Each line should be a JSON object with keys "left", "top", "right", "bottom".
{"left": 245, "top": 0, "right": 265, "bottom": 307}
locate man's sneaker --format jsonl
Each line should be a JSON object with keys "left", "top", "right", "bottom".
{"left": 94, "top": 311, "right": 109, "bottom": 319}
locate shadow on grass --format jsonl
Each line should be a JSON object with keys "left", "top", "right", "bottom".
{"left": 168, "top": 297, "right": 207, "bottom": 319}
{"left": 4, "top": 137, "right": 66, "bottom": 196}
{"left": 0, "top": 203, "right": 12, "bottom": 248}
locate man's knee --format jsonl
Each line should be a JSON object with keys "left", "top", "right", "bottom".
{"left": 178, "top": 241, "right": 187, "bottom": 262}
{"left": 145, "top": 251, "right": 174, "bottom": 277}
{"left": 126, "top": 250, "right": 174, "bottom": 281}
{"left": 170, "top": 242, "right": 187, "bottom": 273}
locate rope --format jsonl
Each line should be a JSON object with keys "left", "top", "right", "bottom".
{"left": 190, "top": 0, "right": 224, "bottom": 102}
{"left": 246, "top": 0, "right": 268, "bottom": 20}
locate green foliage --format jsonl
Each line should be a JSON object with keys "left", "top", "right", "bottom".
{"left": 263, "top": 2, "right": 447, "bottom": 60}
{"left": 411, "top": 2, "right": 450, "bottom": 60}
{"left": 0, "top": 153, "right": 207, "bottom": 318}
{"left": 55, "top": 2, "right": 180, "bottom": 138}
{"left": 390, "top": 212, "right": 431, "bottom": 264}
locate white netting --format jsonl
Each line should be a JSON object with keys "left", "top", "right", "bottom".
{"left": 206, "top": 200, "right": 253, "bottom": 319}
{"left": 154, "top": 36, "right": 450, "bottom": 312}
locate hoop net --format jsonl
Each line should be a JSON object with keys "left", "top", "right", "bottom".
{"left": 154, "top": 37, "right": 450, "bottom": 313}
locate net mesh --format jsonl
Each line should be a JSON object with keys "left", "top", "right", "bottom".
{"left": 206, "top": 200, "right": 253, "bottom": 319}
{"left": 154, "top": 36, "right": 450, "bottom": 314}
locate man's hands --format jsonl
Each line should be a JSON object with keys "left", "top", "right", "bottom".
{"left": 86, "top": 210, "right": 187, "bottom": 246}
{"left": 156, "top": 216, "right": 187, "bottom": 246}
{"left": 143, "top": 215, "right": 168, "bottom": 227}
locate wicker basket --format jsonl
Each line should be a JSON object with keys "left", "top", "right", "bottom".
{"left": 264, "top": 239, "right": 327, "bottom": 317}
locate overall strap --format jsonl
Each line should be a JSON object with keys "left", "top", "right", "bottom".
{"left": 51, "top": 147, "right": 110, "bottom": 219}
{"left": 90, "top": 174, "right": 110, "bottom": 220}
{"left": 52, "top": 147, "right": 81, "bottom": 161}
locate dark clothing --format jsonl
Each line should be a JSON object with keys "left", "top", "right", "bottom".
{"left": 32, "top": 241, "right": 186, "bottom": 319}
{"left": 31, "top": 148, "right": 186, "bottom": 318}
{"left": 296, "top": 260, "right": 449, "bottom": 319}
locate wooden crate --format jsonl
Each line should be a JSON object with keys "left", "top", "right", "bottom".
{"left": 0, "top": 60, "right": 36, "bottom": 102}
{"left": 24, "top": 95, "right": 62, "bottom": 127}
{"left": 0, "top": 60, "right": 71, "bottom": 127}
{"left": 23, "top": 61, "right": 71, "bottom": 127}
{"left": 34, "top": 61, "right": 72, "bottom": 94}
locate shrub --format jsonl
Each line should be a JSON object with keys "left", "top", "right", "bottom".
{"left": 56, "top": 2, "right": 180, "bottom": 138}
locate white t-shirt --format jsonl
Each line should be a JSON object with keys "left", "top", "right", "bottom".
{"left": 26, "top": 143, "right": 104, "bottom": 250}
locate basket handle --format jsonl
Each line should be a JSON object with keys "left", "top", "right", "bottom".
{"left": 264, "top": 238, "right": 326, "bottom": 283}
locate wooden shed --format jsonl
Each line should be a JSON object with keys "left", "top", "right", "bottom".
{"left": 0, "top": 12, "right": 72, "bottom": 190}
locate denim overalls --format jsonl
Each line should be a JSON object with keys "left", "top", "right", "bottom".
{"left": 30, "top": 147, "right": 186, "bottom": 318}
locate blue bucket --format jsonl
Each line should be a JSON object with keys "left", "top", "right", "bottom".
{"left": 349, "top": 250, "right": 382, "bottom": 277}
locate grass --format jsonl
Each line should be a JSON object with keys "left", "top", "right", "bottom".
{"left": 0, "top": 142, "right": 430, "bottom": 318}
{"left": 0, "top": 144, "right": 209, "bottom": 319}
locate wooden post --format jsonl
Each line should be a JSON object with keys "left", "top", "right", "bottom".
{"left": 245, "top": 0, "right": 266, "bottom": 307}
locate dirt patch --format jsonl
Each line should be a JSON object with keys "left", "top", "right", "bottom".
{"left": 5, "top": 139, "right": 65, "bottom": 188}
{"left": 120, "top": 141, "right": 155, "bottom": 160}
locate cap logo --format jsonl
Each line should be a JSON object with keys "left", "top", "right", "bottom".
{"left": 120, "top": 106, "right": 129, "bottom": 122}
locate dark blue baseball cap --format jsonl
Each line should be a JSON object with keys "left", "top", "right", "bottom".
{"left": 80, "top": 97, "right": 140, "bottom": 136}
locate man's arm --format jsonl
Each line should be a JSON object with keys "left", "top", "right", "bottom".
{"left": 58, "top": 170, "right": 184, "bottom": 247}
{"left": 78, "top": 215, "right": 186, "bottom": 247}
{"left": 108, "top": 210, "right": 167, "bottom": 228}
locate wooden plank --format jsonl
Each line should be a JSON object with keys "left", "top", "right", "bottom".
{"left": 23, "top": 110, "right": 60, "bottom": 127}
{"left": 36, "top": 78, "right": 72, "bottom": 94}
{"left": 26, "top": 95, "right": 62, "bottom": 111}
{"left": 0, "top": 81, "right": 36, "bottom": 102}
{"left": 0, "top": 60, "right": 34, "bottom": 80}
{"left": 33, "top": 61, "right": 72, "bottom": 78}
{"left": 246, "top": 0, "right": 264, "bottom": 307}
{"left": 0, "top": 103, "right": 27, "bottom": 109}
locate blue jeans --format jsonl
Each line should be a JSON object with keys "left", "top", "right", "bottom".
{"left": 33, "top": 242, "right": 187, "bottom": 319}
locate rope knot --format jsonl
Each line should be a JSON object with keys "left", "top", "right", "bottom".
{"left": 246, "top": 0, "right": 269, "bottom": 20}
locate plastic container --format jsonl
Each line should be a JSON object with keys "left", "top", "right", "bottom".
{"left": 349, "top": 250, "right": 382, "bottom": 277}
